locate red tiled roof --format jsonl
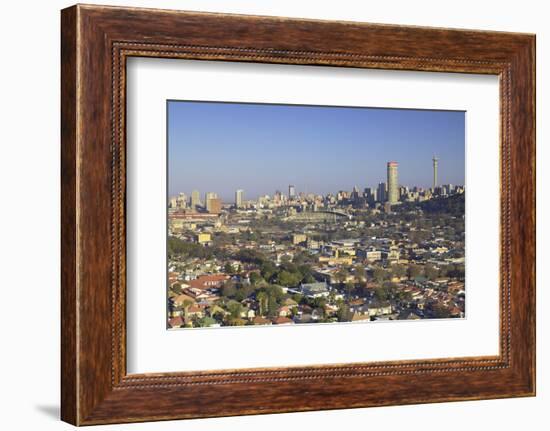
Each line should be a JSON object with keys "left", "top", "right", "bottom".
{"left": 168, "top": 316, "right": 184, "bottom": 328}
{"left": 188, "top": 274, "right": 230, "bottom": 289}
{"left": 253, "top": 316, "right": 271, "bottom": 325}
{"left": 273, "top": 316, "right": 294, "bottom": 325}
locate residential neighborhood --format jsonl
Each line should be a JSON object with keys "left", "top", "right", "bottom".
{"left": 167, "top": 172, "right": 465, "bottom": 329}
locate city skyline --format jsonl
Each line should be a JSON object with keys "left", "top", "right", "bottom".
{"left": 171, "top": 156, "right": 460, "bottom": 206}
{"left": 168, "top": 101, "right": 465, "bottom": 201}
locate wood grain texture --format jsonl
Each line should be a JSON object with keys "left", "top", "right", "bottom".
{"left": 60, "top": 5, "right": 78, "bottom": 425}
{"left": 60, "top": 4, "right": 536, "bottom": 425}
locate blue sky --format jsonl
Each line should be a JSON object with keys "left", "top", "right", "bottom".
{"left": 168, "top": 100, "right": 465, "bottom": 202}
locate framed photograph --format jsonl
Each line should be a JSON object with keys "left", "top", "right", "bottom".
{"left": 61, "top": 4, "right": 535, "bottom": 425}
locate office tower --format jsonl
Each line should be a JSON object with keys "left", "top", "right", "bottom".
{"left": 433, "top": 155, "right": 439, "bottom": 189}
{"left": 177, "top": 192, "right": 187, "bottom": 209}
{"left": 289, "top": 184, "right": 296, "bottom": 199}
{"left": 235, "top": 189, "right": 244, "bottom": 208}
{"left": 387, "top": 161, "right": 399, "bottom": 204}
{"left": 364, "top": 187, "right": 376, "bottom": 204}
{"left": 205, "top": 192, "right": 218, "bottom": 212}
{"left": 208, "top": 197, "right": 222, "bottom": 214}
{"left": 351, "top": 185, "right": 360, "bottom": 201}
{"left": 377, "top": 182, "right": 387, "bottom": 203}
{"left": 191, "top": 190, "right": 200, "bottom": 209}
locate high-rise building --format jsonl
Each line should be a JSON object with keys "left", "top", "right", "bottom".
{"left": 351, "top": 185, "right": 361, "bottom": 202}
{"left": 289, "top": 185, "right": 296, "bottom": 199}
{"left": 191, "top": 190, "right": 200, "bottom": 209}
{"left": 364, "top": 187, "right": 376, "bottom": 204}
{"left": 205, "top": 192, "right": 218, "bottom": 212}
{"left": 235, "top": 189, "right": 244, "bottom": 208}
{"left": 208, "top": 198, "right": 222, "bottom": 214}
{"left": 387, "top": 161, "right": 399, "bottom": 204}
{"left": 377, "top": 182, "right": 387, "bottom": 203}
{"left": 176, "top": 192, "right": 187, "bottom": 209}
{"left": 433, "top": 156, "right": 439, "bottom": 189}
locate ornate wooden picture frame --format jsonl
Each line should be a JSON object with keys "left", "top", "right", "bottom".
{"left": 61, "top": 4, "right": 535, "bottom": 425}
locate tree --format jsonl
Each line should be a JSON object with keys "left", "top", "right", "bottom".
{"left": 224, "top": 262, "right": 234, "bottom": 275}
{"left": 407, "top": 264, "right": 422, "bottom": 280}
{"left": 249, "top": 271, "right": 262, "bottom": 285}
{"left": 234, "top": 284, "right": 254, "bottom": 302}
{"left": 312, "top": 297, "right": 327, "bottom": 309}
{"left": 424, "top": 264, "right": 440, "bottom": 281}
{"left": 235, "top": 249, "right": 266, "bottom": 265}
{"left": 396, "top": 290, "right": 413, "bottom": 302}
{"left": 182, "top": 299, "right": 194, "bottom": 321}
{"left": 444, "top": 264, "right": 465, "bottom": 280}
{"left": 221, "top": 280, "right": 237, "bottom": 299}
{"left": 280, "top": 254, "right": 292, "bottom": 264}
{"left": 374, "top": 282, "right": 397, "bottom": 301}
{"left": 354, "top": 265, "right": 365, "bottom": 283}
{"left": 170, "top": 283, "right": 182, "bottom": 295}
{"left": 373, "top": 267, "right": 388, "bottom": 284}
{"left": 226, "top": 300, "right": 243, "bottom": 319}
{"left": 276, "top": 270, "right": 301, "bottom": 287}
{"left": 337, "top": 304, "right": 351, "bottom": 322}
{"left": 267, "top": 292, "right": 279, "bottom": 318}
{"left": 345, "top": 281, "right": 355, "bottom": 299}
{"left": 260, "top": 261, "right": 277, "bottom": 282}
{"left": 256, "top": 291, "right": 267, "bottom": 316}
{"left": 335, "top": 268, "right": 348, "bottom": 285}
{"left": 431, "top": 303, "right": 452, "bottom": 318}
{"left": 292, "top": 293, "right": 304, "bottom": 304}
{"left": 391, "top": 264, "right": 406, "bottom": 279}
{"left": 303, "top": 273, "right": 316, "bottom": 284}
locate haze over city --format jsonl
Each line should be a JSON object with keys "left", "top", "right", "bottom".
{"left": 168, "top": 101, "right": 465, "bottom": 202}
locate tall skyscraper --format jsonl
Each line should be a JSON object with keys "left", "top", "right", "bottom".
{"left": 387, "top": 161, "right": 399, "bottom": 204}
{"left": 432, "top": 155, "right": 439, "bottom": 189}
{"left": 289, "top": 184, "right": 296, "bottom": 199}
{"left": 235, "top": 189, "right": 244, "bottom": 208}
{"left": 191, "top": 190, "right": 200, "bottom": 209}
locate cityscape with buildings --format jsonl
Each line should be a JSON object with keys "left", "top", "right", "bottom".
{"left": 167, "top": 157, "right": 465, "bottom": 329}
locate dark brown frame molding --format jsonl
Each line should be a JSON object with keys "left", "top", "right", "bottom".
{"left": 61, "top": 4, "right": 536, "bottom": 425}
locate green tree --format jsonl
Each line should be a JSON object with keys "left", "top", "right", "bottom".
{"left": 182, "top": 299, "right": 194, "bottom": 321}
{"left": 224, "top": 262, "right": 234, "bottom": 275}
{"left": 256, "top": 291, "right": 267, "bottom": 316}
{"left": 373, "top": 267, "right": 388, "bottom": 284}
{"left": 431, "top": 303, "right": 452, "bottom": 318}
{"left": 354, "top": 265, "right": 366, "bottom": 284}
{"left": 260, "top": 261, "right": 277, "bottom": 281}
{"left": 345, "top": 281, "right": 355, "bottom": 299}
{"left": 335, "top": 268, "right": 348, "bottom": 285}
{"left": 337, "top": 304, "right": 352, "bottom": 322}
{"left": 221, "top": 281, "right": 237, "bottom": 299}
{"left": 424, "top": 264, "right": 440, "bottom": 281}
{"left": 407, "top": 264, "right": 422, "bottom": 280}
{"left": 374, "top": 283, "right": 397, "bottom": 301}
{"left": 226, "top": 300, "right": 243, "bottom": 319}
{"left": 391, "top": 264, "right": 406, "bottom": 279}
{"left": 267, "top": 292, "right": 279, "bottom": 318}
{"left": 170, "top": 283, "right": 182, "bottom": 295}
{"left": 249, "top": 271, "right": 262, "bottom": 285}
{"left": 276, "top": 270, "right": 301, "bottom": 287}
